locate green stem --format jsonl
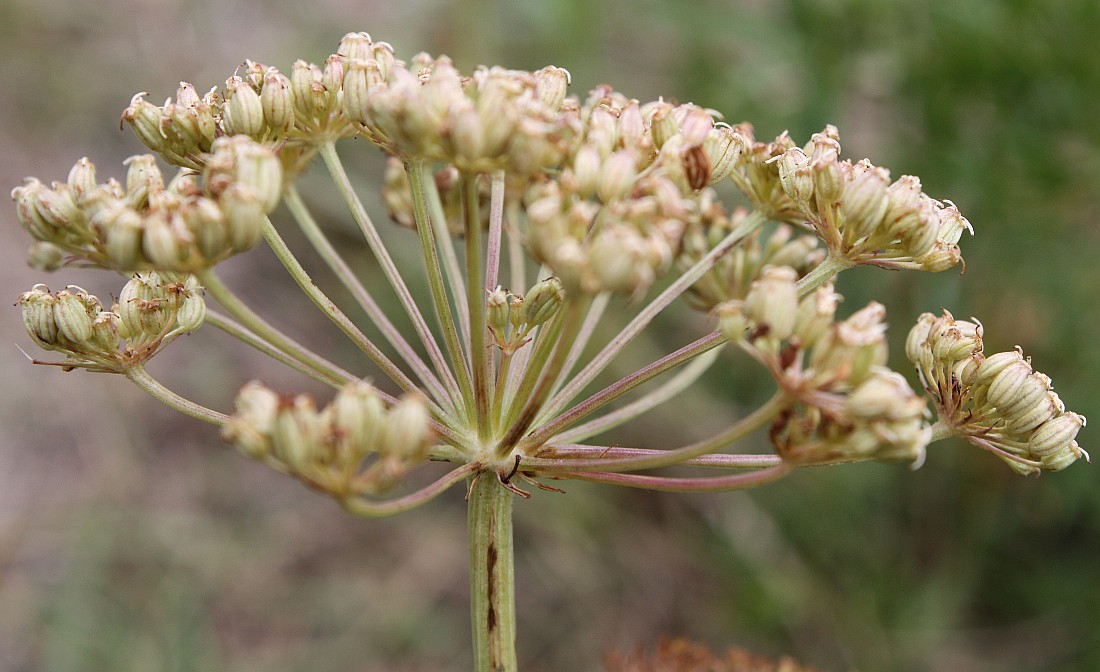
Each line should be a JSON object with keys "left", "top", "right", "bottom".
{"left": 424, "top": 164, "right": 471, "bottom": 343}
{"left": 796, "top": 252, "right": 853, "bottom": 297}
{"left": 517, "top": 330, "right": 727, "bottom": 453}
{"left": 196, "top": 269, "right": 348, "bottom": 385}
{"left": 553, "top": 346, "right": 722, "bottom": 444}
{"left": 468, "top": 473, "right": 518, "bottom": 672}
{"left": 408, "top": 159, "right": 477, "bottom": 420}
{"left": 561, "top": 463, "right": 792, "bottom": 492}
{"left": 125, "top": 364, "right": 229, "bottom": 426}
{"left": 260, "top": 217, "right": 425, "bottom": 398}
{"left": 204, "top": 309, "right": 349, "bottom": 388}
{"left": 320, "top": 142, "right": 461, "bottom": 401}
{"left": 496, "top": 298, "right": 590, "bottom": 455}
{"left": 463, "top": 172, "right": 491, "bottom": 440}
{"left": 542, "top": 210, "right": 767, "bottom": 421}
{"left": 283, "top": 185, "right": 449, "bottom": 404}
{"left": 526, "top": 391, "right": 787, "bottom": 473}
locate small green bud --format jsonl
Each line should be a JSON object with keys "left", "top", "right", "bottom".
{"left": 522, "top": 277, "right": 564, "bottom": 327}
{"left": 142, "top": 211, "right": 187, "bottom": 268}
{"left": 716, "top": 301, "right": 748, "bottom": 342}
{"left": 121, "top": 93, "right": 167, "bottom": 153}
{"left": 596, "top": 149, "right": 637, "bottom": 203}
{"left": 486, "top": 286, "right": 511, "bottom": 336}
{"left": 974, "top": 350, "right": 1023, "bottom": 386}
{"left": 181, "top": 196, "right": 228, "bottom": 261}
{"left": 793, "top": 283, "right": 840, "bottom": 348}
{"left": 174, "top": 281, "right": 206, "bottom": 333}
{"left": 103, "top": 206, "right": 145, "bottom": 270}
{"left": 124, "top": 155, "right": 164, "bottom": 208}
{"left": 67, "top": 157, "right": 97, "bottom": 202}
{"left": 223, "top": 381, "right": 280, "bottom": 460}
{"left": 272, "top": 395, "right": 324, "bottom": 471}
{"left": 331, "top": 380, "right": 385, "bottom": 457}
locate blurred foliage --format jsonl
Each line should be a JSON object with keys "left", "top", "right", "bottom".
{"left": 1, "top": 0, "right": 1097, "bottom": 671}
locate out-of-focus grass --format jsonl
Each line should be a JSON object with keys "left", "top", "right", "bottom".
{"left": 1, "top": 1, "right": 1097, "bottom": 671}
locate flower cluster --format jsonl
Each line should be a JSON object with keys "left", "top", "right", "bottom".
{"left": 523, "top": 96, "right": 742, "bottom": 297}
{"left": 720, "top": 268, "right": 929, "bottom": 466}
{"left": 733, "top": 125, "right": 972, "bottom": 272}
{"left": 222, "top": 380, "right": 434, "bottom": 497}
{"left": 13, "top": 137, "right": 281, "bottom": 273}
{"left": 679, "top": 198, "right": 822, "bottom": 311}
{"left": 18, "top": 272, "right": 205, "bottom": 372}
{"left": 907, "top": 311, "right": 1088, "bottom": 474}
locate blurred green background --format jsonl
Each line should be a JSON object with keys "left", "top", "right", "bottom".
{"left": 1, "top": 0, "right": 1097, "bottom": 670}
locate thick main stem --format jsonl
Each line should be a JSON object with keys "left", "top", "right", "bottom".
{"left": 468, "top": 474, "right": 518, "bottom": 672}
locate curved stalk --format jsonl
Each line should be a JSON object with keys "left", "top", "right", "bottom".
{"left": 797, "top": 252, "right": 853, "bottom": 297}
{"left": 125, "top": 364, "right": 229, "bottom": 426}
{"left": 340, "top": 462, "right": 478, "bottom": 518}
{"left": 559, "top": 462, "right": 792, "bottom": 492}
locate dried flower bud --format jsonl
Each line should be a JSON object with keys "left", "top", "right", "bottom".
{"left": 380, "top": 395, "right": 432, "bottom": 459}
{"left": 332, "top": 381, "right": 386, "bottom": 456}
{"left": 842, "top": 163, "right": 890, "bottom": 241}
{"left": 54, "top": 286, "right": 100, "bottom": 345}
{"left": 535, "top": 66, "right": 570, "bottom": 110}
{"left": 596, "top": 149, "right": 638, "bottom": 203}
{"left": 223, "top": 76, "right": 265, "bottom": 137}
{"left": 744, "top": 266, "right": 799, "bottom": 341}
{"left": 261, "top": 68, "right": 294, "bottom": 131}
{"left": 223, "top": 381, "right": 280, "bottom": 459}
{"left": 19, "top": 285, "right": 61, "bottom": 349}
{"left": 486, "top": 286, "right": 510, "bottom": 336}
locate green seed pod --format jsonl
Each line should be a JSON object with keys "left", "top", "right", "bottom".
{"left": 716, "top": 300, "right": 748, "bottom": 342}
{"left": 974, "top": 350, "right": 1024, "bottom": 387}
{"left": 223, "top": 76, "right": 265, "bottom": 137}
{"left": 121, "top": 93, "right": 167, "bottom": 154}
{"left": 380, "top": 395, "right": 432, "bottom": 460}
{"left": 220, "top": 183, "right": 265, "bottom": 252}
{"left": 1028, "top": 412, "right": 1085, "bottom": 457}
{"left": 223, "top": 381, "right": 280, "bottom": 460}
{"left": 104, "top": 206, "right": 145, "bottom": 271}
{"left": 261, "top": 68, "right": 294, "bottom": 132}
{"left": 1040, "top": 441, "right": 1086, "bottom": 472}
{"left": 331, "top": 381, "right": 385, "bottom": 458}
{"left": 522, "top": 277, "right": 564, "bottom": 327}
{"left": 66, "top": 157, "right": 97, "bottom": 202}
{"left": 272, "top": 395, "right": 324, "bottom": 472}
{"left": 174, "top": 286, "right": 206, "bottom": 334}
{"left": 842, "top": 163, "right": 890, "bottom": 242}
{"left": 486, "top": 287, "right": 511, "bottom": 337}
{"left": 54, "top": 287, "right": 99, "bottom": 346}
{"left": 181, "top": 196, "right": 228, "bottom": 261}
{"left": 744, "top": 265, "right": 799, "bottom": 341}
{"left": 19, "top": 285, "right": 61, "bottom": 349}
